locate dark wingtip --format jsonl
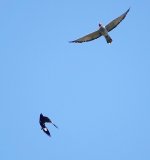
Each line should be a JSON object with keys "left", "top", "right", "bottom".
{"left": 122, "top": 8, "right": 130, "bottom": 17}
{"left": 69, "top": 40, "right": 81, "bottom": 43}
{"left": 126, "top": 8, "right": 130, "bottom": 13}
{"left": 69, "top": 41, "right": 74, "bottom": 43}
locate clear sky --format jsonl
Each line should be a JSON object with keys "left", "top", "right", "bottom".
{"left": 0, "top": 0, "right": 150, "bottom": 160}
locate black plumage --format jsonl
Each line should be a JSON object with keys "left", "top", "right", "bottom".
{"left": 39, "top": 113, "right": 58, "bottom": 137}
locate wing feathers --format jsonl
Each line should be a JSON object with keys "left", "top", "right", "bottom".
{"left": 39, "top": 113, "right": 58, "bottom": 137}
{"left": 70, "top": 30, "right": 102, "bottom": 43}
{"left": 106, "top": 8, "right": 130, "bottom": 32}
{"left": 43, "top": 127, "right": 51, "bottom": 137}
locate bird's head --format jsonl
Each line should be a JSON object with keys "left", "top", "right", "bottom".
{"left": 99, "top": 23, "right": 102, "bottom": 28}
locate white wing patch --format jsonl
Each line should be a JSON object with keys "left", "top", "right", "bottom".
{"left": 43, "top": 128, "right": 48, "bottom": 131}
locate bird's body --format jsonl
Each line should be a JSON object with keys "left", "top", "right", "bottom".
{"left": 70, "top": 8, "right": 130, "bottom": 44}
{"left": 99, "top": 24, "right": 112, "bottom": 43}
{"left": 39, "top": 113, "right": 58, "bottom": 137}
{"left": 99, "top": 25, "right": 107, "bottom": 36}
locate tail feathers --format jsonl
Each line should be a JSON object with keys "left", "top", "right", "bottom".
{"left": 105, "top": 35, "right": 112, "bottom": 44}
{"left": 52, "top": 123, "right": 58, "bottom": 128}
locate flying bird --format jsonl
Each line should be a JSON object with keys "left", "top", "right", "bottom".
{"left": 70, "top": 8, "right": 130, "bottom": 44}
{"left": 39, "top": 113, "right": 58, "bottom": 137}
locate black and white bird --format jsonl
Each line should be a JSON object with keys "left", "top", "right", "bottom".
{"left": 39, "top": 113, "right": 58, "bottom": 137}
{"left": 70, "top": 8, "right": 130, "bottom": 44}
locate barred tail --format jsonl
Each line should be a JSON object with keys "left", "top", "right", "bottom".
{"left": 105, "top": 35, "right": 112, "bottom": 44}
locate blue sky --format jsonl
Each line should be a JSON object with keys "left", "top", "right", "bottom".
{"left": 1, "top": 0, "right": 150, "bottom": 160}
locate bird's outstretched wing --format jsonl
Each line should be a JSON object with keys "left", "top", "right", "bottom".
{"left": 42, "top": 127, "right": 51, "bottom": 137}
{"left": 106, "top": 8, "right": 130, "bottom": 32}
{"left": 70, "top": 30, "right": 102, "bottom": 43}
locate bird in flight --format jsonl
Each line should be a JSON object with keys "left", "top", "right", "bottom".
{"left": 70, "top": 8, "right": 130, "bottom": 44}
{"left": 39, "top": 113, "right": 58, "bottom": 137}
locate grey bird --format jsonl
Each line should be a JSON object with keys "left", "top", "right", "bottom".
{"left": 70, "top": 8, "right": 130, "bottom": 44}
{"left": 39, "top": 113, "right": 58, "bottom": 137}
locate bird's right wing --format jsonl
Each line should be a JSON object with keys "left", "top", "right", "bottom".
{"left": 70, "top": 30, "right": 102, "bottom": 43}
{"left": 105, "top": 8, "right": 130, "bottom": 32}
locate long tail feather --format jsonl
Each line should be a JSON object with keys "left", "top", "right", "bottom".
{"left": 52, "top": 123, "right": 58, "bottom": 128}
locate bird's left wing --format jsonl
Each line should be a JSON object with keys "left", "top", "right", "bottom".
{"left": 70, "top": 30, "right": 102, "bottom": 43}
{"left": 43, "top": 127, "right": 51, "bottom": 137}
{"left": 106, "top": 8, "right": 130, "bottom": 32}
